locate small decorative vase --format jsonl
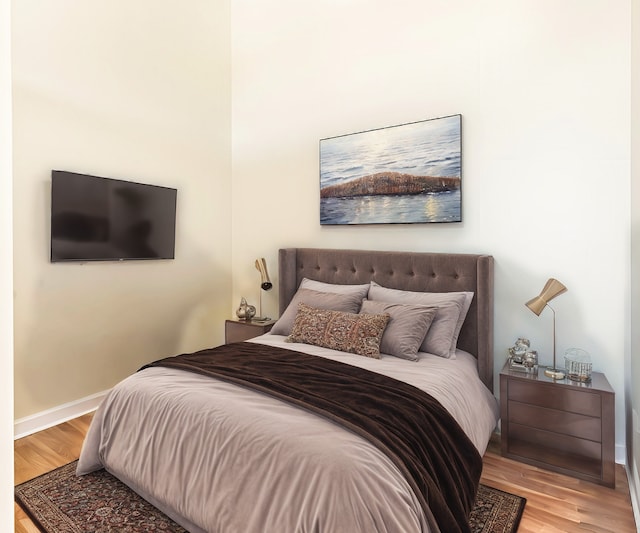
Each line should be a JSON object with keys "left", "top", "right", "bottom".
{"left": 236, "top": 297, "right": 256, "bottom": 320}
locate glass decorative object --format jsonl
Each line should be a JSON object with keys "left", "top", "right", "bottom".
{"left": 564, "top": 348, "right": 592, "bottom": 383}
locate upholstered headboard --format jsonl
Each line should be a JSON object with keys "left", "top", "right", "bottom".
{"left": 279, "top": 248, "right": 494, "bottom": 391}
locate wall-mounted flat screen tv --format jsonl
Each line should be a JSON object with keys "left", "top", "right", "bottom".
{"left": 51, "top": 170, "right": 177, "bottom": 262}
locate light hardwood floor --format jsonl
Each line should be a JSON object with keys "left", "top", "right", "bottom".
{"left": 14, "top": 414, "right": 638, "bottom": 532}
{"left": 14, "top": 414, "right": 94, "bottom": 533}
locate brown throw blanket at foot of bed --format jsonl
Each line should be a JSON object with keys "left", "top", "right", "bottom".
{"left": 143, "top": 342, "right": 483, "bottom": 533}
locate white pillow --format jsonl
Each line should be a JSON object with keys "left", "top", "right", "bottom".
{"left": 368, "top": 282, "right": 473, "bottom": 358}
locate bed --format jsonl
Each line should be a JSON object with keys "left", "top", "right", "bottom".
{"left": 77, "top": 247, "right": 499, "bottom": 533}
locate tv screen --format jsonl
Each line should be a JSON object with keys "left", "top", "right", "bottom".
{"left": 50, "top": 170, "right": 177, "bottom": 262}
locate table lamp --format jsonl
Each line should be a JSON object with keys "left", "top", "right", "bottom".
{"left": 255, "top": 258, "right": 272, "bottom": 320}
{"left": 525, "top": 278, "right": 567, "bottom": 380}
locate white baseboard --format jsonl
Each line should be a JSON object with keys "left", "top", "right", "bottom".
{"left": 619, "top": 444, "right": 629, "bottom": 465}
{"left": 14, "top": 389, "right": 109, "bottom": 440}
{"left": 626, "top": 459, "right": 640, "bottom": 532}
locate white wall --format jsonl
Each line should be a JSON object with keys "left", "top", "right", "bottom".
{"left": 232, "top": 1, "right": 631, "bottom": 456}
{"left": 12, "top": 1, "right": 232, "bottom": 419}
{"left": 1, "top": 0, "right": 14, "bottom": 528}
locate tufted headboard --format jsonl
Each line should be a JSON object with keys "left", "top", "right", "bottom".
{"left": 278, "top": 248, "right": 495, "bottom": 391}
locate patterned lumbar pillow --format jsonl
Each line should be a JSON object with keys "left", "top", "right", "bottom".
{"left": 287, "top": 303, "right": 389, "bottom": 358}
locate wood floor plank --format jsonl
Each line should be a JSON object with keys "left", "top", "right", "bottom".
{"left": 481, "top": 437, "right": 637, "bottom": 532}
{"left": 14, "top": 415, "right": 638, "bottom": 532}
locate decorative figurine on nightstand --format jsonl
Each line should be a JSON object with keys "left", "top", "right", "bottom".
{"left": 523, "top": 350, "right": 539, "bottom": 372}
{"left": 235, "top": 297, "right": 256, "bottom": 321}
{"left": 507, "top": 338, "right": 538, "bottom": 373}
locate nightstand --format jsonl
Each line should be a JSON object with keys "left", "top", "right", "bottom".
{"left": 225, "top": 319, "right": 275, "bottom": 344}
{"left": 500, "top": 362, "right": 615, "bottom": 487}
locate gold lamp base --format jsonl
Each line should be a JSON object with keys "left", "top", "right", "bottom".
{"left": 544, "top": 366, "right": 566, "bottom": 380}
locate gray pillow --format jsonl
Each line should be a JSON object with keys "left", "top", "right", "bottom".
{"left": 368, "top": 282, "right": 471, "bottom": 358}
{"left": 420, "top": 300, "right": 464, "bottom": 358}
{"left": 360, "top": 300, "right": 437, "bottom": 361}
{"left": 271, "top": 288, "right": 364, "bottom": 336}
{"left": 300, "top": 278, "right": 370, "bottom": 299}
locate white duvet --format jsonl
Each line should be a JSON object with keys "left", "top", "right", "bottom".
{"left": 77, "top": 335, "right": 499, "bottom": 533}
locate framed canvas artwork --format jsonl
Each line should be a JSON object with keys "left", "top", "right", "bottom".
{"left": 319, "top": 114, "right": 462, "bottom": 225}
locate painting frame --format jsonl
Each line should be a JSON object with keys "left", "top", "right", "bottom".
{"left": 319, "top": 114, "right": 462, "bottom": 225}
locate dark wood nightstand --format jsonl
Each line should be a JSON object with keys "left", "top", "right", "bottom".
{"left": 225, "top": 319, "right": 275, "bottom": 344}
{"left": 500, "top": 362, "right": 615, "bottom": 487}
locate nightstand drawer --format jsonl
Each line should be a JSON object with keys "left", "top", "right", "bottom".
{"left": 508, "top": 401, "right": 601, "bottom": 441}
{"left": 509, "top": 423, "right": 602, "bottom": 477}
{"left": 508, "top": 379, "right": 601, "bottom": 417}
{"left": 510, "top": 422, "right": 602, "bottom": 461}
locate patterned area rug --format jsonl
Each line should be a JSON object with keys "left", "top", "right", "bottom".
{"left": 470, "top": 484, "right": 526, "bottom": 533}
{"left": 16, "top": 461, "right": 526, "bottom": 532}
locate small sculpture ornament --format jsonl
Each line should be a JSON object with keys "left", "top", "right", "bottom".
{"left": 507, "top": 338, "right": 538, "bottom": 373}
{"left": 236, "top": 297, "right": 256, "bottom": 320}
{"left": 508, "top": 337, "right": 530, "bottom": 361}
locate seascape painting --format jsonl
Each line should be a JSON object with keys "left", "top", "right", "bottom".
{"left": 320, "top": 115, "right": 462, "bottom": 225}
